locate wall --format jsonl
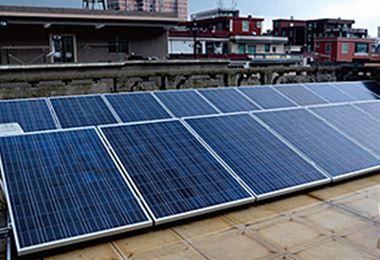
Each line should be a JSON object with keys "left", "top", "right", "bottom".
{"left": 232, "top": 18, "right": 262, "bottom": 36}
{"left": 0, "top": 24, "right": 169, "bottom": 65}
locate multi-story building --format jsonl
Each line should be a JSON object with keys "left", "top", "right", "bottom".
{"left": 272, "top": 18, "right": 306, "bottom": 47}
{"left": 313, "top": 37, "right": 380, "bottom": 63}
{"left": 0, "top": 3, "right": 187, "bottom": 65}
{"left": 107, "top": 0, "right": 188, "bottom": 20}
{"left": 169, "top": 9, "right": 301, "bottom": 66}
{"left": 305, "top": 18, "right": 368, "bottom": 52}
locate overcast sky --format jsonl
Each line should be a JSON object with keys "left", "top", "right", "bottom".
{"left": 2, "top": 0, "right": 380, "bottom": 36}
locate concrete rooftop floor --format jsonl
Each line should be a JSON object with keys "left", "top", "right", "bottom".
{"left": 32, "top": 173, "right": 380, "bottom": 260}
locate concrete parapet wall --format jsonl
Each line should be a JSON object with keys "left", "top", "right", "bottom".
{"left": 0, "top": 60, "right": 378, "bottom": 99}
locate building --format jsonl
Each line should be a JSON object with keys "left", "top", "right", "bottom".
{"left": 313, "top": 37, "right": 380, "bottom": 63}
{"left": 107, "top": 0, "right": 188, "bottom": 20}
{"left": 169, "top": 9, "right": 301, "bottom": 66}
{"left": 305, "top": 18, "right": 368, "bottom": 53}
{"left": 272, "top": 18, "right": 306, "bottom": 48}
{"left": 0, "top": 4, "right": 187, "bottom": 65}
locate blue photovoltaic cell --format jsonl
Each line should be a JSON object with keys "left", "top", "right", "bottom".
{"left": 0, "top": 99, "right": 57, "bottom": 132}
{"left": 239, "top": 86, "right": 296, "bottom": 109}
{"left": 154, "top": 90, "right": 219, "bottom": 117}
{"left": 50, "top": 95, "right": 118, "bottom": 128}
{"left": 105, "top": 93, "right": 172, "bottom": 123}
{"left": 332, "top": 82, "right": 380, "bottom": 101}
{"left": 304, "top": 83, "right": 356, "bottom": 103}
{"left": 0, "top": 129, "right": 150, "bottom": 253}
{"left": 256, "top": 109, "right": 380, "bottom": 178}
{"left": 275, "top": 84, "right": 328, "bottom": 106}
{"left": 186, "top": 114, "right": 328, "bottom": 196}
{"left": 198, "top": 88, "right": 259, "bottom": 113}
{"left": 101, "top": 120, "right": 252, "bottom": 220}
{"left": 354, "top": 102, "right": 380, "bottom": 121}
{"left": 311, "top": 105, "right": 380, "bottom": 157}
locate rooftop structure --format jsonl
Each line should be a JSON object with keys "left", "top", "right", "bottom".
{"left": 191, "top": 8, "right": 240, "bottom": 20}
{"left": 0, "top": 4, "right": 185, "bottom": 65}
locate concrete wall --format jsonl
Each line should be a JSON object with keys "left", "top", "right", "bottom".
{"left": 0, "top": 24, "right": 169, "bottom": 65}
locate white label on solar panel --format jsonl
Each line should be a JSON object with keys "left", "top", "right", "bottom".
{"left": 0, "top": 123, "right": 24, "bottom": 136}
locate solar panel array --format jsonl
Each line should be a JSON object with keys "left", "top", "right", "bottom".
{"left": 1, "top": 81, "right": 379, "bottom": 256}
{"left": 0, "top": 99, "right": 57, "bottom": 132}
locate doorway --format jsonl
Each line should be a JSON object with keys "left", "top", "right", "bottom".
{"left": 51, "top": 35, "right": 76, "bottom": 63}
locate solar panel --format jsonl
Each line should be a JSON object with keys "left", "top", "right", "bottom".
{"left": 0, "top": 99, "right": 57, "bottom": 132}
{"left": 104, "top": 93, "right": 172, "bottom": 123}
{"left": 198, "top": 88, "right": 260, "bottom": 113}
{"left": 0, "top": 128, "right": 151, "bottom": 255}
{"left": 100, "top": 120, "right": 253, "bottom": 222}
{"left": 311, "top": 105, "right": 380, "bottom": 157}
{"left": 154, "top": 90, "right": 219, "bottom": 117}
{"left": 185, "top": 114, "right": 329, "bottom": 199}
{"left": 50, "top": 95, "right": 118, "bottom": 128}
{"left": 332, "top": 82, "right": 380, "bottom": 101}
{"left": 256, "top": 109, "right": 380, "bottom": 180}
{"left": 303, "top": 83, "right": 356, "bottom": 103}
{"left": 275, "top": 84, "right": 328, "bottom": 106}
{"left": 354, "top": 102, "right": 380, "bottom": 121}
{"left": 238, "top": 86, "right": 297, "bottom": 109}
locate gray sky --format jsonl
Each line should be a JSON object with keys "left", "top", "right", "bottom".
{"left": 2, "top": 0, "right": 380, "bottom": 36}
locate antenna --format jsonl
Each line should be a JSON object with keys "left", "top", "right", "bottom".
{"left": 217, "top": 0, "right": 224, "bottom": 8}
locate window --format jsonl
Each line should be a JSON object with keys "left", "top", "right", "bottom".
{"left": 239, "top": 44, "right": 246, "bottom": 54}
{"left": 206, "top": 42, "right": 215, "bottom": 54}
{"left": 341, "top": 43, "right": 349, "bottom": 54}
{"left": 355, "top": 43, "right": 369, "bottom": 53}
{"left": 257, "top": 21, "right": 262, "bottom": 28}
{"left": 272, "top": 46, "right": 277, "bottom": 53}
{"left": 315, "top": 42, "right": 320, "bottom": 48}
{"left": 248, "top": 44, "right": 256, "bottom": 54}
{"left": 242, "top": 20, "right": 250, "bottom": 32}
{"left": 265, "top": 44, "right": 271, "bottom": 52}
{"left": 325, "top": 43, "right": 331, "bottom": 53}
{"left": 109, "top": 37, "right": 128, "bottom": 53}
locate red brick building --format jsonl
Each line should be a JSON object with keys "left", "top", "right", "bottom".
{"left": 314, "top": 37, "right": 380, "bottom": 63}
{"left": 272, "top": 18, "right": 306, "bottom": 47}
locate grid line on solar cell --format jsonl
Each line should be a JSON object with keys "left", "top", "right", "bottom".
{"left": 310, "top": 105, "right": 380, "bottom": 157}
{"left": 238, "top": 86, "right": 297, "bottom": 109}
{"left": 332, "top": 82, "right": 380, "bottom": 101}
{"left": 100, "top": 120, "right": 253, "bottom": 221}
{"left": 0, "top": 99, "right": 57, "bottom": 132}
{"left": 303, "top": 83, "right": 356, "bottom": 103}
{"left": 255, "top": 108, "right": 380, "bottom": 179}
{"left": 50, "top": 95, "right": 119, "bottom": 128}
{"left": 198, "top": 88, "right": 260, "bottom": 113}
{"left": 153, "top": 90, "right": 219, "bottom": 117}
{"left": 354, "top": 101, "right": 380, "bottom": 121}
{"left": 104, "top": 93, "right": 172, "bottom": 123}
{"left": 275, "top": 84, "right": 329, "bottom": 106}
{"left": 185, "top": 114, "right": 329, "bottom": 198}
{"left": 0, "top": 128, "right": 151, "bottom": 254}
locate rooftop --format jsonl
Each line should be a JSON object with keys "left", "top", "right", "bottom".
{"left": 3, "top": 173, "right": 377, "bottom": 259}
